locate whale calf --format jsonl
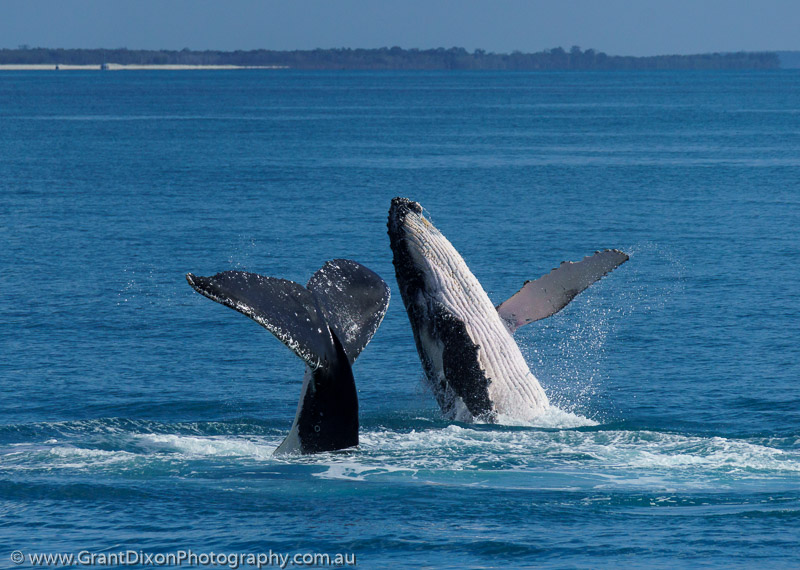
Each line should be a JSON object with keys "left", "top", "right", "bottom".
{"left": 187, "top": 259, "right": 390, "bottom": 454}
{"left": 387, "top": 197, "right": 627, "bottom": 423}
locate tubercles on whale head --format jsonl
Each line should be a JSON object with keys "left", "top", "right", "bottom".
{"left": 387, "top": 197, "right": 442, "bottom": 298}
{"left": 389, "top": 196, "right": 423, "bottom": 217}
{"left": 388, "top": 197, "right": 424, "bottom": 240}
{"left": 388, "top": 197, "right": 446, "bottom": 274}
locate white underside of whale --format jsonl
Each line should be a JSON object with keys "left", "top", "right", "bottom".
{"left": 404, "top": 213, "right": 550, "bottom": 421}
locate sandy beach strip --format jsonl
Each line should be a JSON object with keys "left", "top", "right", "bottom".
{"left": 0, "top": 64, "right": 287, "bottom": 70}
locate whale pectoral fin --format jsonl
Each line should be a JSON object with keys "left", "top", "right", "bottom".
{"left": 306, "top": 259, "right": 391, "bottom": 364}
{"left": 496, "top": 249, "right": 629, "bottom": 333}
{"left": 186, "top": 271, "right": 335, "bottom": 368}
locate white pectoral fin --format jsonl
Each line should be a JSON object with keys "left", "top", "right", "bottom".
{"left": 497, "top": 249, "right": 629, "bottom": 333}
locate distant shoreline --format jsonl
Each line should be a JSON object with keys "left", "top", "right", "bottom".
{"left": 0, "top": 64, "right": 286, "bottom": 71}
{"left": 0, "top": 47, "right": 782, "bottom": 70}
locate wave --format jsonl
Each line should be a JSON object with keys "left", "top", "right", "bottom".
{"left": 1, "top": 417, "right": 798, "bottom": 490}
{"left": 493, "top": 405, "right": 597, "bottom": 428}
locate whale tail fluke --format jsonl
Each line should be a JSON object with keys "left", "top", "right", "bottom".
{"left": 307, "top": 259, "right": 391, "bottom": 364}
{"left": 186, "top": 260, "right": 390, "bottom": 454}
{"left": 186, "top": 271, "right": 336, "bottom": 368}
{"left": 496, "top": 249, "right": 629, "bottom": 333}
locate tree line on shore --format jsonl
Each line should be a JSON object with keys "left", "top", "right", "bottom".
{"left": 1, "top": 46, "right": 780, "bottom": 70}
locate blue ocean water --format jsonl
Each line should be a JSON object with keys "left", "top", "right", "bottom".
{"left": 2, "top": 70, "right": 799, "bottom": 568}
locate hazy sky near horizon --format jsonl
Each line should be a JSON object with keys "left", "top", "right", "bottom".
{"left": 2, "top": 0, "right": 798, "bottom": 56}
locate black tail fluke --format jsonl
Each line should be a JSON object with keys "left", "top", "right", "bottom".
{"left": 186, "top": 260, "right": 390, "bottom": 454}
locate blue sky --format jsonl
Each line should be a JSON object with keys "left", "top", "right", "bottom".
{"left": 2, "top": 0, "right": 797, "bottom": 56}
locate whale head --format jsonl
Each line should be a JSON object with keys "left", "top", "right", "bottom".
{"left": 388, "top": 197, "right": 511, "bottom": 421}
{"left": 388, "top": 197, "right": 438, "bottom": 297}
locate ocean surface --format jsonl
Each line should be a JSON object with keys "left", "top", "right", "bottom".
{"left": 2, "top": 70, "right": 799, "bottom": 568}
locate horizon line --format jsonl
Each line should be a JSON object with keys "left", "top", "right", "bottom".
{"left": 3, "top": 45, "right": 794, "bottom": 57}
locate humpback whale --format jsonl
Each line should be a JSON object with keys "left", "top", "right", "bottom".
{"left": 387, "top": 197, "right": 628, "bottom": 423}
{"left": 187, "top": 259, "right": 390, "bottom": 454}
